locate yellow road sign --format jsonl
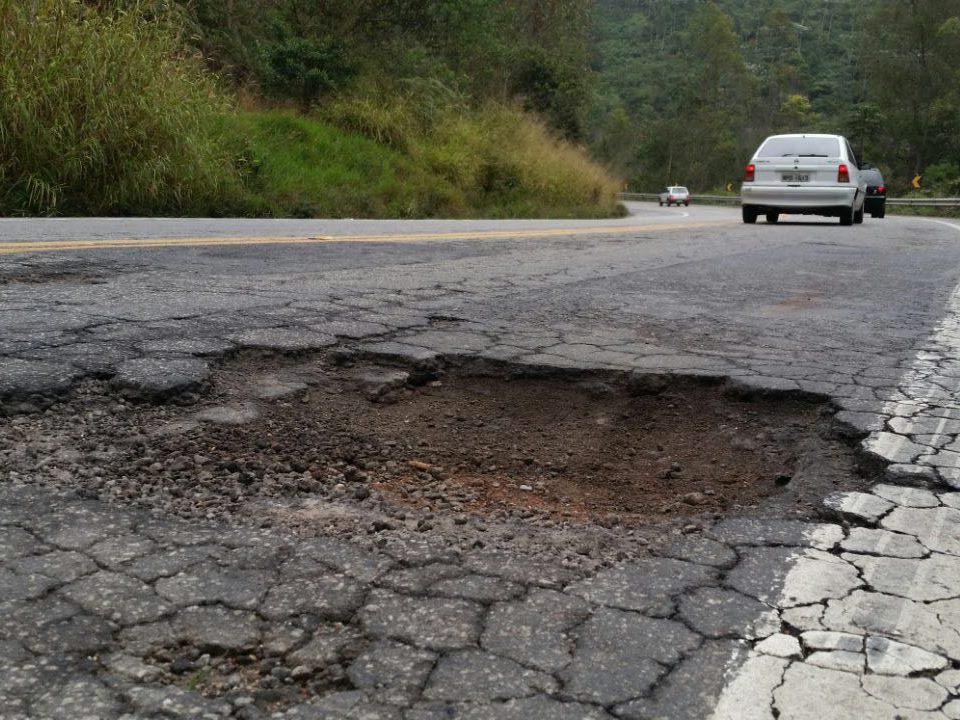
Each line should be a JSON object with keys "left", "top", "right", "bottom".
{"left": 725, "top": 182, "right": 734, "bottom": 193}
{"left": 912, "top": 174, "right": 923, "bottom": 189}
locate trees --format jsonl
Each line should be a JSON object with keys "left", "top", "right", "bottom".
{"left": 172, "top": 0, "right": 594, "bottom": 140}
{"left": 859, "top": 0, "right": 960, "bottom": 185}
{"left": 589, "top": 0, "right": 960, "bottom": 193}
{"left": 671, "top": 3, "right": 754, "bottom": 189}
{"left": 590, "top": 1, "right": 756, "bottom": 190}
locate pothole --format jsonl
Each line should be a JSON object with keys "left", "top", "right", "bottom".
{"left": 0, "top": 270, "right": 105, "bottom": 285}
{"left": 147, "top": 644, "right": 354, "bottom": 711}
{"left": 0, "top": 264, "right": 107, "bottom": 285}
{"left": 0, "top": 354, "right": 868, "bottom": 538}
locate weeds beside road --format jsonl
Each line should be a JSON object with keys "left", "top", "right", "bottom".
{"left": 0, "top": 0, "right": 620, "bottom": 219}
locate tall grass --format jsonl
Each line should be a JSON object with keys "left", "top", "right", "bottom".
{"left": 431, "top": 104, "right": 622, "bottom": 217}
{"left": 0, "top": 0, "right": 621, "bottom": 218}
{"left": 322, "top": 88, "right": 622, "bottom": 217}
{"left": 0, "top": 0, "right": 242, "bottom": 215}
{"left": 224, "top": 110, "right": 467, "bottom": 218}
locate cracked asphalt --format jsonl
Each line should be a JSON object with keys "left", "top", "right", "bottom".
{"left": 4, "top": 203, "right": 960, "bottom": 718}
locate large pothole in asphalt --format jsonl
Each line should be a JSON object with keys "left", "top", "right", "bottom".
{"left": 1, "top": 354, "right": 866, "bottom": 540}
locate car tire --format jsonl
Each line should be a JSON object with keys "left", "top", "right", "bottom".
{"left": 742, "top": 206, "right": 758, "bottom": 224}
{"left": 839, "top": 205, "right": 854, "bottom": 226}
{"left": 877, "top": 206, "right": 885, "bottom": 219}
{"left": 854, "top": 206, "right": 864, "bottom": 224}
{"left": 766, "top": 212, "right": 779, "bottom": 224}
{"left": 659, "top": 201, "right": 663, "bottom": 206}
{"left": 684, "top": 202, "right": 689, "bottom": 206}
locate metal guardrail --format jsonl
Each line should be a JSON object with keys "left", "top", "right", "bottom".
{"left": 617, "top": 192, "right": 960, "bottom": 208}
{"left": 886, "top": 197, "right": 960, "bottom": 207}
{"left": 617, "top": 193, "right": 740, "bottom": 204}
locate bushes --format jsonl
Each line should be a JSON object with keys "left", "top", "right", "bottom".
{"left": 0, "top": 0, "right": 242, "bottom": 215}
{"left": 0, "top": 0, "right": 620, "bottom": 218}
{"left": 228, "top": 106, "right": 620, "bottom": 219}
{"left": 320, "top": 90, "right": 621, "bottom": 217}
{"left": 259, "top": 37, "right": 354, "bottom": 110}
{"left": 424, "top": 104, "right": 620, "bottom": 216}
{"left": 224, "top": 110, "right": 466, "bottom": 218}
{"left": 922, "top": 162, "right": 960, "bottom": 197}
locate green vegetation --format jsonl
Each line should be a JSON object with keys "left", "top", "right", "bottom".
{"left": 590, "top": 0, "right": 960, "bottom": 196}
{"left": 9, "top": 0, "right": 957, "bottom": 216}
{"left": 0, "top": 0, "right": 619, "bottom": 218}
{"left": 0, "top": 0, "right": 242, "bottom": 215}
{"left": 230, "top": 108, "right": 619, "bottom": 219}
{"left": 179, "top": 0, "right": 595, "bottom": 141}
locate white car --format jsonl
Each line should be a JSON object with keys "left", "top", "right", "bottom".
{"left": 659, "top": 186, "right": 690, "bottom": 207}
{"left": 741, "top": 134, "right": 867, "bottom": 225}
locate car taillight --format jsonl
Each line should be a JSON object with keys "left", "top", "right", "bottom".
{"left": 877, "top": 185, "right": 885, "bottom": 194}
{"left": 744, "top": 164, "right": 755, "bottom": 182}
{"left": 838, "top": 164, "right": 850, "bottom": 183}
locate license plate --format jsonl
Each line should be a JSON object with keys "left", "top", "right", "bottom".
{"left": 782, "top": 173, "right": 809, "bottom": 183}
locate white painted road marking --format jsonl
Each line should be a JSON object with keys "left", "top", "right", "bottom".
{"left": 710, "top": 218, "right": 960, "bottom": 718}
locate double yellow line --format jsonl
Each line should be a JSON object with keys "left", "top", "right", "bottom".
{"left": 0, "top": 220, "right": 731, "bottom": 255}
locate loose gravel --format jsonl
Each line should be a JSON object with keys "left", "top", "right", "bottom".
{"left": 0, "top": 353, "right": 867, "bottom": 572}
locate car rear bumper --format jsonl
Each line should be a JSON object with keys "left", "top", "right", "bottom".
{"left": 742, "top": 185, "right": 858, "bottom": 210}
{"left": 864, "top": 196, "right": 886, "bottom": 210}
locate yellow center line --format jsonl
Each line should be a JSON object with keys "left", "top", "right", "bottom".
{"left": 0, "top": 220, "right": 733, "bottom": 255}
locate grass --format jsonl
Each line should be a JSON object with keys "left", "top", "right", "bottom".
{"left": 0, "top": 1, "right": 623, "bottom": 219}
{"left": 319, "top": 93, "right": 622, "bottom": 218}
{"left": 225, "top": 110, "right": 466, "bottom": 218}
{"left": 886, "top": 205, "right": 960, "bottom": 219}
{"left": 0, "top": 0, "right": 242, "bottom": 216}
{"left": 228, "top": 105, "right": 623, "bottom": 219}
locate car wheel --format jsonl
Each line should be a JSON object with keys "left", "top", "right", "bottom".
{"left": 766, "top": 212, "right": 779, "bottom": 224}
{"left": 659, "top": 201, "right": 663, "bottom": 206}
{"left": 854, "top": 207, "right": 864, "bottom": 224}
{"left": 742, "top": 205, "right": 758, "bottom": 224}
{"left": 878, "top": 206, "right": 885, "bottom": 219}
{"left": 684, "top": 202, "right": 689, "bottom": 206}
{"left": 839, "top": 205, "right": 854, "bottom": 226}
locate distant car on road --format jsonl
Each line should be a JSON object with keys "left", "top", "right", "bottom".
{"left": 741, "top": 133, "right": 867, "bottom": 225}
{"left": 659, "top": 186, "right": 690, "bottom": 207}
{"left": 860, "top": 165, "right": 886, "bottom": 218}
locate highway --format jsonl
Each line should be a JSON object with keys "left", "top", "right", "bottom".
{"left": 3, "top": 203, "right": 960, "bottom": 719}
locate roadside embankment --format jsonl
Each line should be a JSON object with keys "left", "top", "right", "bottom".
{"left": 0, "top": 0, "right": 620, "bottom": 219}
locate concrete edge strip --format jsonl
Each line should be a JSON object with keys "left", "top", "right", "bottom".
{"left": 709, "top": 218, "right": 960, "bottom": 718}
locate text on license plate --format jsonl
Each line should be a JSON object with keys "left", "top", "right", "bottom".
{"left": 782, "top": 173, "right": 809, "bottom": 182}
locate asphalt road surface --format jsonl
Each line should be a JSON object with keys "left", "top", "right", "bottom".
{"left": 3, "top": 203, "right": 960, "bottom": 719}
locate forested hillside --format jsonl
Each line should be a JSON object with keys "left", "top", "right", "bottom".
{"left": 590, "top": 0, "right": 960, "bottom": 195}
{"left": 5, "top": 0, "right": 958, "bottom": 216}
{"left": 0, "top": 0, "right": 619, "bottom": 217}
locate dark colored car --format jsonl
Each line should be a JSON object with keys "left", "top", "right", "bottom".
{"left": 861, "top": 166, "right": 886, "bottom": 218}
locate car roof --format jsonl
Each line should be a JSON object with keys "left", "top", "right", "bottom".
{"left": 763, "top": 133, "right": 845, "bottom": 140}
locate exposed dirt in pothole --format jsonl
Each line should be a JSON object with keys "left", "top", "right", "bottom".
{"left": 1, "top": 354, "right": 864, "bottom": 526}
{"left": 0, "top": 270, "right": 105, "bottom": 285}
{"left": 0, "top": 258, "right": 130, "bottom": 285}
{"left": 272, "top": 372, "right": 849, "bottom": 523}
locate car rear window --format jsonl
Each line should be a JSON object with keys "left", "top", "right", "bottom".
{"left": 861, "top": 170, "right": 884, "bottom": 184}
{"left": 672, "top": 187, "right": 688, "bottom": 193}
{"left": 757, "top": 137, "right": 841, "bottom": 158}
